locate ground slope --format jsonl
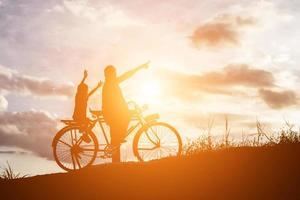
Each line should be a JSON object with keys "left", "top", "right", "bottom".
{"left": 1, "top": 145, "right": 300, "bottom": 200}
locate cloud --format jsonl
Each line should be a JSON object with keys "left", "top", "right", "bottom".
{"left": 215, "top": 14, "right": 257, "bottom": 27}
{"left": 199, "top": 64, "right": 274, "bottom": 88}
{"left": 159, "top": 64, "right": 298, "bottom": 110}
{"left": 0, "top": 150, "right": 28, "bottom": 155}
{"left": 258, "top": 89, "right": 298, "bottom": 109}
{"left": 191, "top": 22, "right": 239, "bottom": 47}
{"left": 158, "top": 64, "right": 275, "bottom": 100}
{"left": 0, "top": 65, "right": 73, "bottom": 98}
{"left": 0, "top": 95, "right": 8, "bottom": 111}
{"left": 0, "top": 110, "right": 58, "bottom": 159}
{"left": 191, "top": 14, "right": 256, "bottom": 47}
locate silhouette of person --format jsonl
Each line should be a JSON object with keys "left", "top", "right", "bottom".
{"left": 73, "top": 70, "right": 102, "bottom": 124}
{"left": 102, "top": 62, "right": 149, "bottom": 162}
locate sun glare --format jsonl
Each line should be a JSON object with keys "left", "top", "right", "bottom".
{"left": 137, "top": 81, "right": 161, "bottom": 105}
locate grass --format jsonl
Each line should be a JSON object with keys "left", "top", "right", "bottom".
{"left": 183, "top": 117, "right": 300, "bottom": 156}
{"left": 0, "top": 162, "right": 28, "bottom": 180}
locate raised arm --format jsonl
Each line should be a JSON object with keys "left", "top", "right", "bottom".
{"left": 117, "top": 61, "right": 150, "bottom": 83}
{"left": 81, "top": 70, "right": 88, "bottom": 84}
{"left": 88, "top": 81, "right": 102, "bottom": 98}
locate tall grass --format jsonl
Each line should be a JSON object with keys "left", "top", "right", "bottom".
{"left": 0, "top": 161, "right": 28, "bottom": 180}
{"left": 183, "top": 117, "right": 300, "bottom": 156}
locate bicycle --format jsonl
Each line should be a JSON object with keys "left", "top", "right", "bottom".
{"left": 52, "top": 101, "right": 182, "bottom": 171}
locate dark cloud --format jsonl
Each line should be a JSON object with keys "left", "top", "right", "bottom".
{"left": 0, "top": 110, "right": 58, "bottom": 159}
{"left": 158, "top": 68, "right": 233, "bottom": 100}
{"left": 191, "top": 22, "right": 239, "bottom": 47}
{"left": 0, "top": 150, "right": 28, "bottom": 154}
{"left": 159, "top": 65, "right": 298, "bottom": 110}
{"left": 191, "top": 14, "right": 256, "bottom": 47}
{"left": 258, "top": 89, "right": 298, "bottom": 109}
{"left": 0, "top": 65, "right": 73, "bottom": 97}
{"left": 200, "top": 64, "right": 274, "bottom": 87}
{"left": 158, "top": 64, "right": 275, "bottom": 100}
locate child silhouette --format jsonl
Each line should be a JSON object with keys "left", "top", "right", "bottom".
{"left": 73, "top": 70, "right": 102, "bottom": 124}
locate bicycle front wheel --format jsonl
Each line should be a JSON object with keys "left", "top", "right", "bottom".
{"left": 133, "top": 122, "right": 182, "bottom": 161}
{"left": 52, "top": 126, "right": 99, "bottom": 171}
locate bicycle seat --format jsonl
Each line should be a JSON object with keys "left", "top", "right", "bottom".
{"left": 90, "top": 110, "right": 103, "bottom": 117}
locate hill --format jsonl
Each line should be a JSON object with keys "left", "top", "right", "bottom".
{"left": 1, "top": 145, "right": 300, "bottom": 200}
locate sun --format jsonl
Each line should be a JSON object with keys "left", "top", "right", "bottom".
{"left": 136, "top": 80, "right": 161, "bottom": 105}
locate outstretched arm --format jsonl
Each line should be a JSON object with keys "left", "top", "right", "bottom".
{"left": 88, "top": 81, "right": 102, "bottom": 98}
{"left": 117, "top": 61, "right": 150, "bottom": 83}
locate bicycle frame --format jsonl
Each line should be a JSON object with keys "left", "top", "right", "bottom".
{"left": 87, "top": 111, "right": 150, "bottom": 148}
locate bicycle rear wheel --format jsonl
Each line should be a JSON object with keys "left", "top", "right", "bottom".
{"left": 52, "top": 126, "right": 98, "bottom": 171}
{"left": 133, "top": 122, "right": 182, "bottom": 161}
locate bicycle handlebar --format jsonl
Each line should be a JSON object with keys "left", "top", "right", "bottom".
{"left": 127, "top": 101, "right": 148, "bottom": 113}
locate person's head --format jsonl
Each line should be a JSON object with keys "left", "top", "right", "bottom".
{"left": 104, "top": 65, "right": 117, "bottom": 80}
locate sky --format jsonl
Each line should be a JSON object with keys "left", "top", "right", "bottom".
{"left": 0, "top": 0, "right": 300, "bottom": 175}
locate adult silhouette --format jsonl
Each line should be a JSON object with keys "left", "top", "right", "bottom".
{"left": 102, "top": 62, "right": 149, "bottom": 162}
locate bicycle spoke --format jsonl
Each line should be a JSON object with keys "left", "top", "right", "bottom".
{"left": 74, "top": 129, "right": 78, "bottom": 142}
{"left": 149, "top": 126, "right": 160, "bottom": 143}
{"left": 149, "top": 149, "right": 158, "bottom": 159}
{"left": 79, "top": 144, "right": 97, "bottom": 147}
{"left": 80, "top": 148, "right": 96, "bottom": 151}
{"left": 70, "top": 130, "right": 74, "bottom": 145}
{"left": 140, "top": 150, "right": 150, "bottom": 160}
{"left": 159, "top": 149, "right": 162, "bottom": 158}
{"left": 144, "top": 148, "right": 156, "bottom": 160}
{"left": 138, "top": 147, "right": 157, "bottom": 151}
{"left": 162, "top": 146, "right": 178, "bottom": 151}
{"left": 135, "top": 123, "right": 181, "bottom": 162}
{"left": 71, "top": 152, "right": 76, "bottom": 170}
{"left": 80, "top": 152, "right": 96, "bottom": 157}
{"left": 161, "top": 147, "right": 174, "bottom": 156}
{"left": 74, "top": 153, "right": 81, "bottom": 169}
{"left": 54, "top": 126, "right": 99, "bottom": 171}
{"left": 144, "top": 131, "right": 158, "bottom": 145}
{"left": 57, "top": 151, "right": 71, "bottom": 162}
{"left": 56, "top": 144, "right": 71, "bottom": 150}
{"left": 58, "top": 139, "right": 72, "bottom": 148}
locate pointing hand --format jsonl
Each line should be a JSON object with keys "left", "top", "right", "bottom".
{"left": 141, "top": 61, "right": 150, "bottom": 69}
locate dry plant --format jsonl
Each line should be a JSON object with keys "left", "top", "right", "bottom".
{"left": 183, "top": 117, "right": 300, "bottom": 156}
{"left": 223, "top": 115, "right": 231, "bottom": 148}
{"left": 0, "top": 161, "right": 28, "bottom": 180}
